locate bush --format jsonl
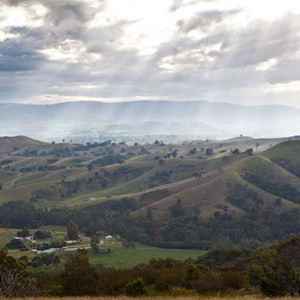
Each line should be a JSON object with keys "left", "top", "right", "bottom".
{"left": 125, "top": 278, "right": 148, "bottom": 297}
{"left": 5, "top": 239, "right": 26, "bottom": 250}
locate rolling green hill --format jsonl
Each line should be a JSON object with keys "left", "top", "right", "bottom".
{"left": 0, "top": 136, "right": 300, "bottom": 249}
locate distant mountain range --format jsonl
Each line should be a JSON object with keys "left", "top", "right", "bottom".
{"left": 0, "top": 101, "right": 299, "bottom": 141}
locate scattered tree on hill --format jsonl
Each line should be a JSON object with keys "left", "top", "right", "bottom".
{"left": 205, "top": 148, "right": 214, "bottom": 155}
{"left": 245, "top": 148, "right": 254, "bottom": 156}
{"left": 231, "top": 148, "right": 240, "bottom": 154}
{"left": 192, "top": 172, "right": 201, "bottom": 179}
{"left": 189, "top": 148, "right": 197, "bottom": 155}
{"left": 158, "top": 159, "right": 165, "bottom": 166}
{"left": 169, "top": 199, "right": 185, "bottom": 217}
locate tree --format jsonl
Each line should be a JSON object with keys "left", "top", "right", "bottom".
{"left": 192, "top": 172, "right": 201, "bottom": 179}
{"left": 247, "top": 238, "right": 300, "bottom": 297}
{"left": 245, "top": 148, "right": 253, "bottom": 156}
{"left": 5, "top": 239, "right": 26, "bottom": 250}
{"left": 205, "top": 148, "right": 214, "bottom": 155}
{"left": 169, "top": 199, "right": 185, "bottom": 217}
{"left": 124, "top": 278, "right": 148, "bottom": 296}
{"left": 231, "top": 148, "right": 240, "bottom": 154}
{"left": 67, "top": 220, "right": 79, "bottom": 240}
{"left": 0, "top": 250, "right": 32, "bottom": 297}
{"left": 185, "top": 264, "right": 200, "bottom": 281}
{"left": 189, "top": 148, "right": 197, "bottom": 155}
{"left": 90, "top": 236, "right": 100, "bottom": 253}
{"left": 61, "top": 249, "right": 99, "bottom": 296}
{"left": 17, "top": 229, "right": 30, "bottom": 238}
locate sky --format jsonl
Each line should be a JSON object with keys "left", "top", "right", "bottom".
{"left": 1, "top": 0, "right": 300, "bottom": 107}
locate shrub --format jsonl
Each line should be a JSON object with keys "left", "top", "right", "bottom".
{"left": 125, "top": 277, "right": 148, "bottom": 296}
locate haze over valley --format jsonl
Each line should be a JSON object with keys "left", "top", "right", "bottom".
{"left": 1, "top": 100, "right": 299, "bottom": 143}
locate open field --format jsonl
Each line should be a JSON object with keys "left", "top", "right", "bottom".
{"left": 0, "top": 226, "right": 205, "bottom": 269}
{"left": 90, "top": 244, "right": 206, "bottom": 268}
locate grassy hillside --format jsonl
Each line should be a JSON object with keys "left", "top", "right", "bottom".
{"left": 0, "top": 136, "right": 48, "bottom": 154}
{"left": 0, "top": 136, "right": 300, "bottom": 250}
{"left": 264, "top": 140, "right": 300, "bottom": 178}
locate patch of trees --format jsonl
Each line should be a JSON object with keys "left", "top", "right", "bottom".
{"left": 139, "top": 189, "right": 170, "bottom": 205}
{"left": 226, "top": 184, "right": 264, "bottom": 214}
{"left": 37, "top": 165, "right": 66, "bottom": 172}
{"left": 109, "top": 198, "right": 137, "bottom": 213}
{"left": 0, "top": 194, "right": 300, "bottom": 251}
{"left": 19, "top": 166, "right": 36, "bottom": 173}
{"left": 206, "top": 148, "right": 214, "bottom": 155}
{"left": 51, "top": 176, "right": 109, "bottom": 199}
{"left": 149, "top": 170, "right": 173, "bottom": 186}
{"left": 31, "top": 189, "right": 54, "bottom": 201}
{"left": 0, "top": 159, "right": 13, "bottom": 166}
{"left": 23, "top": 149, "right": 38, "bottom": 157}
{"left": 109, "top": 166, "right": 151, "bottom": 183}
{"left": 72, "top": 140, "right": 111, "bottom": 152}
{"left": 5, "top": 239, "right": 27, "bottom": 250}
{"left": 34, "top": 230, "right": 52, "bottom": 240}
{"left": 30, "top": 253, "right": 60, "bottom": 268}
{"left": 243, "top": 172, "right": 300, "bottom": 203}
{"left": 90, "top": 155, "right": 125, "bottom": 167}
{"left": 189, "top": 148, "right": 197, "bottom": 155}
{"left": 270, "top": 157, "right": 300, "bottom": 178}
{"left": 246, "top": 235, "right": 300, "bottom": 296}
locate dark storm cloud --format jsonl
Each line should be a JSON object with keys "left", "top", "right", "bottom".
{"left": 0, "top": 28, "right": 46, "bottom": 71}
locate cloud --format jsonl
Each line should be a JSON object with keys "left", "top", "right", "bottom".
{"left": 170, "top": 0, "right": 216, "bottom": 11}
{"left": 177, "top": 9, "right": 240, "bottom": 33}
{"left": 0, "top": 0, "right": 300, "bottom": 107}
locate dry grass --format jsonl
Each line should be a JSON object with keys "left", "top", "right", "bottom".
{"left": 1, "top": 297, "right": 299, "bottom": 300}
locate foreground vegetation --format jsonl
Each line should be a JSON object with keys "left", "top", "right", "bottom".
{"left": 1, "top": 297, "right": 300, "bottom": 300}
{"left": 1, "top": 234, "right": 300, "bottom": 298}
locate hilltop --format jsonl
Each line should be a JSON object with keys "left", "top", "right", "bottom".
{"left": 0, "top": 136, "right": 49, "bottom": 155}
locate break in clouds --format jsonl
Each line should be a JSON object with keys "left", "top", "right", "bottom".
{"left": 1, "top": 0, "right": 300, "bottom": 107}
